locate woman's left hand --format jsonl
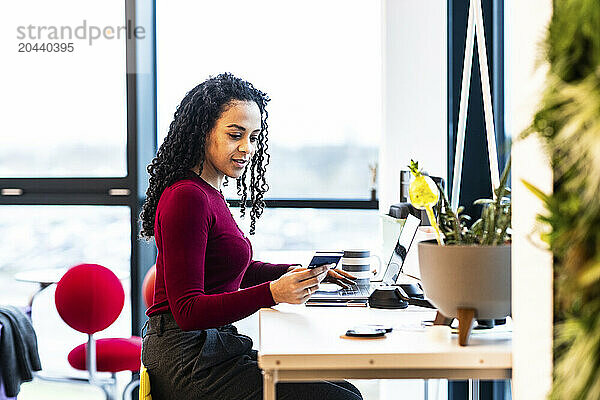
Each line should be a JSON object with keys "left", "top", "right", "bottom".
{"left": 322, "top": 268, "right": 357, "bottom": 289}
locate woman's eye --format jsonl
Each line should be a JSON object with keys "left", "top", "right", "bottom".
{"left": 250, "top": 136, "right": 258, "bottom": 143}
{"left": 229, "top": 133, "right": 242, "bottom": 139}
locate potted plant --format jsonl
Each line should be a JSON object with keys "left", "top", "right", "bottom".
{"left": 522, "top": 0, "right": 600, "bottom": 397}
{"left": 408, "top": 160, "right": 512, "bottom": 346}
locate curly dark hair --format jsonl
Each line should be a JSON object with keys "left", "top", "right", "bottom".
{"left": 139, "top": 73, "right": 271, "bottom": 239}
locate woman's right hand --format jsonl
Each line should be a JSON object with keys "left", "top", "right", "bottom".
{"left": 269, "top": 265, "right": 330, "bottom": 304}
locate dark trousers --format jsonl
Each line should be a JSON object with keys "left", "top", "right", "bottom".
{"left": 142, "top": 312, "right": 362, "bottom": 400}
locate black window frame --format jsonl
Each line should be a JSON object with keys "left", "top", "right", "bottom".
{"left": 0, "top": 0, "right": 380, "bottom": 340}
{"left": 447, "top": 1, "right": 510, "bottom": 399}
{"left": 144, "top": 0, "right": 381, "bottom": 332}
{"left": 0, "top": 0, "right": 157, "bottom": 339}
{"left": 447, "top": 0, "right": 508, "bottom": 218}
{"left": 0, "top": 0, "right": 508, "bottom": 347}
{"left": 1, "top": 1, "right": 511, "bottom": 397}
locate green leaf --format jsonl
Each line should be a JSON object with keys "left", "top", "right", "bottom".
{"left": 408, "top": 160, "right": 420, "bottom": 177}
{"left": 577, "top": 260, "right": 600, "bottom": 287}
{"left": 521, "top": 179, "right": 551, "bottom": 203}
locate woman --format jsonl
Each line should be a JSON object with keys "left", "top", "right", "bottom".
{"left": 139, "top": 73, "right": 362, "bottom": 400}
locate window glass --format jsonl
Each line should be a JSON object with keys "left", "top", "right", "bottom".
{"left": 0, "top": 0, "right": 127, "bottom": 177}
{"left": 0, "top": 205, "right": 131, "bottom": 305}
{"left": 231, "top": 207, "right": 380, "bottom": 253}
{"left": 0, "top": 205, "right": 131, "bottom": 376}
{"left": 156, "top": 0, "right": 381, "bottom": 198}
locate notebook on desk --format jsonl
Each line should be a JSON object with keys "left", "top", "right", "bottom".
{"left": 307, "top": 214, "right": 421, "bottom": 304}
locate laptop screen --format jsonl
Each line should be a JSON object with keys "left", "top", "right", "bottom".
{"left": 381, "top": 214, "right": 420, "bottom": 284}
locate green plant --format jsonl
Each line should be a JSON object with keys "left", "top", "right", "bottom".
{"left": 523, "top": 0, "right": 600, "bottom": 398}
{"left": 408, "top": 159, "right": 511, "bottom": 246}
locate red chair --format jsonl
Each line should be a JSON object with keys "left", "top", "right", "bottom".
{"left": 142, "top": 264, "right": 156, "bottom": 309}
{"left": 54, "top": 263, "right": 142, "bottom": 400}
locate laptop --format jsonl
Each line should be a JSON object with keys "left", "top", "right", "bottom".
{"left": 307, "top": 214, "right": 421, "bottom": 303}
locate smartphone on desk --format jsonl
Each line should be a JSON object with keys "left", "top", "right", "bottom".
{"left": 307, "top": 252, "right": 343, "bottom": 269}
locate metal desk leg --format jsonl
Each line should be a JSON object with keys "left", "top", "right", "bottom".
{"left": 424, "top": 379, "right": 429, "bottom": 400}
{"left": 28, "top": 282, "right": 53, "bottom": 309}
{"left": 263, "top": 370, "right": 277, "bottom": 400}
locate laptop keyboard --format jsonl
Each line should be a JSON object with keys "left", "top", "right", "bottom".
{"left": 339, "top": 284, "right": 372, "bottom": 297}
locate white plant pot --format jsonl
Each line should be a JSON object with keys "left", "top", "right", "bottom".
{"left": 418, "top": 240, "right": 511, "bottom": 320}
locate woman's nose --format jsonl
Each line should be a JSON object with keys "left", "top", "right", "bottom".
{"left": 238, "top": 137, "right": 254, "bottom": 154}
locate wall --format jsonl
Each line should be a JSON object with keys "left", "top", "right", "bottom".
{"left": 507, "top": 1, "right": 554, "bottom": 399}
{"left": 379, "top": 1, "right": 447, "bottom": 396}
{"left": 379, "top": 0, "right": 447, "bottom": 214}
{"left": 379, "top": 0, "right": 447, "bottom": 399}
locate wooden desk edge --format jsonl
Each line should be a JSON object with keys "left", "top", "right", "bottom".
{"left": 258, "top": 353, "right": 512, "bottom": 370}
{"left": 260, "top": 368, "right": 512, "bottom": 381}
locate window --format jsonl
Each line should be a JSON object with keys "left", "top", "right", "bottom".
{"left": 233, "top": 208, "right": 380, "bottom": 253}
{"left": 0, "top": 206, "right": 131, "bottom": 376}
{"left": 0, "top": 0, "right": 128, "bottom": 178}
{"left": 0, "top": 206, "right": 130, "bottom": 275}
{"left": 156, "top": 0, "right": 382, "bottom": 200}
{"left": 0, "top": 0, "right": 145, "bottom": 336}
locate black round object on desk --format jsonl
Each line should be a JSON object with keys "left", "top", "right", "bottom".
{"left": 368, "top": 287, "right": 409, "bottom": 309}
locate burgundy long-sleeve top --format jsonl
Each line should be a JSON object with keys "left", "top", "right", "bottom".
{"left": 146, "top": 172, "right": 293, "bottom": 331}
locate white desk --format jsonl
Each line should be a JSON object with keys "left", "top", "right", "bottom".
{"left": 258, "top": 304, "right": 511, "bottom": 400}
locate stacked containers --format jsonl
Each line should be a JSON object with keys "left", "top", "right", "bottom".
{"left": 341, "top": 250, "right": 373, "bottom": 286}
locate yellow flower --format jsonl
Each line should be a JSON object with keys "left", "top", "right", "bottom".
{"left": 408, "top": 160, "right": 444, "bottom": 245}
